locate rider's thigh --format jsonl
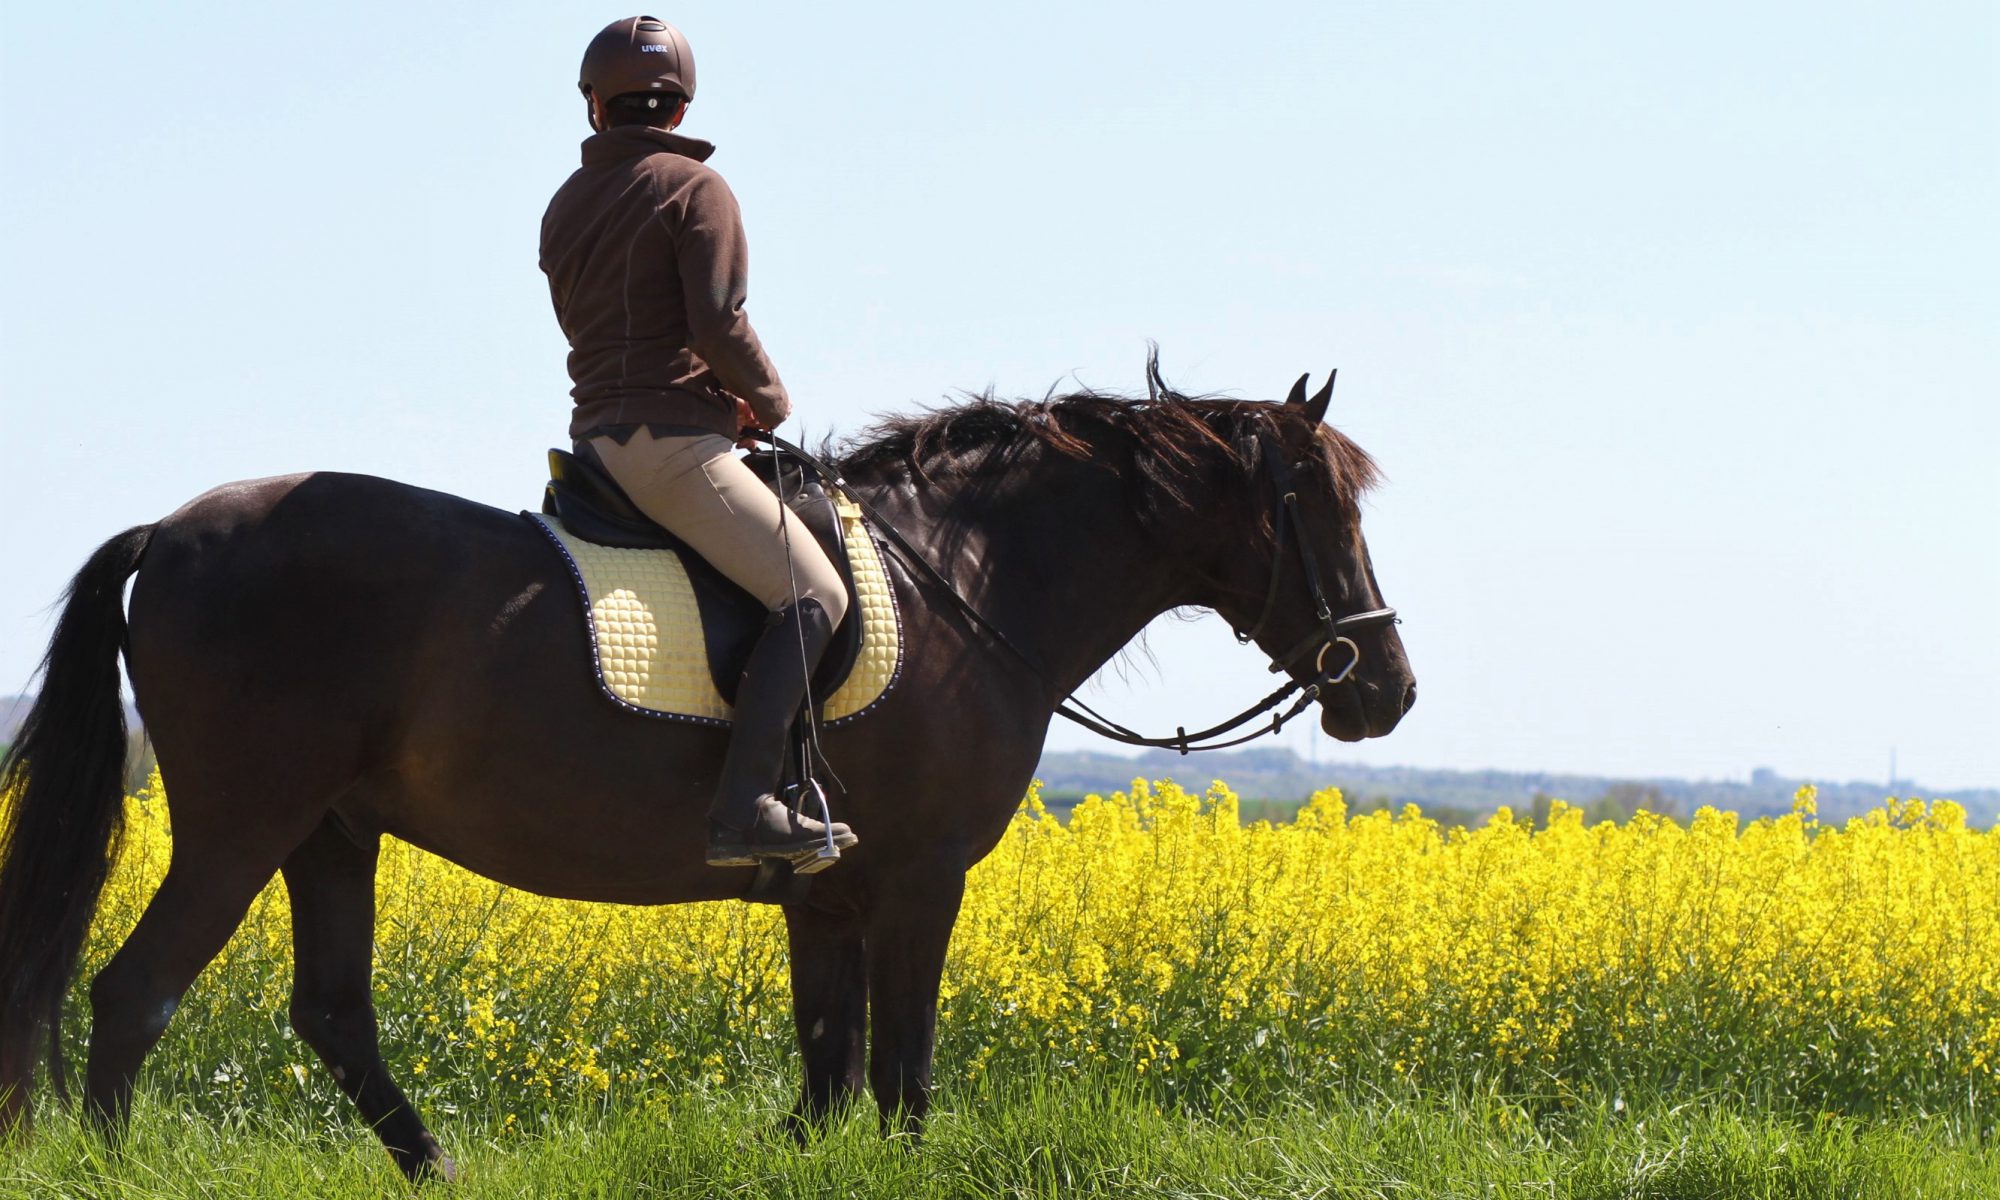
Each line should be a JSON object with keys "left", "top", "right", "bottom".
{"left": 590, "top": 430, "right": 848, "bottom": 626}
{"left": 693, "top": 452, "right": 848, "bottom": 628}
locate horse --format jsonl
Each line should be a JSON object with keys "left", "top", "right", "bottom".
{"left": 0, "top": 365, "right": 1415, "bottom": 1181}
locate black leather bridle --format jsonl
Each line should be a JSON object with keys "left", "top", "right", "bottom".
{"left": 760, "top": 432, "right": 1398, "bottom": 755}
{"left": 1228, "top": 438, "right": 1399, "bottom": 683}
{"left": 1056, "top": 436, "right": 1397, "bottom": 753}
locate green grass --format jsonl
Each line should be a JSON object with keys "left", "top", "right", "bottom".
{"left": 5, "top": 1075, "right": 1993, "bottom": 1199}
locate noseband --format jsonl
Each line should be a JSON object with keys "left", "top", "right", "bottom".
{"left": 757, "top": 431, "right": 1398, "bottom": 756}
{"left": 1229, "top": 437, "right": 1399, "bottom": 691}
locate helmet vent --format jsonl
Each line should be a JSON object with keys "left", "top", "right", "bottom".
{"left": 636, "top": 20, "right": 666, "bottom": 31}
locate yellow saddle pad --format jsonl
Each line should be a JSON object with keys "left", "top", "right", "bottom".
{"left": 530, "top": 497, "right": 902, "bottom": 726}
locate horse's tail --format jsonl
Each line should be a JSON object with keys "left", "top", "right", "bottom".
{"left": 0, "top": 523, "right": 155, "bottom": 1128}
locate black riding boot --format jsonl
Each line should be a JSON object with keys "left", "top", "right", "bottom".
{"left": 706, "top": 597, "right": 858, "bottom": 866}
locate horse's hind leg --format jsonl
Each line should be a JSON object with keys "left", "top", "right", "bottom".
{"left": 282, "top": 817, "right": 453, "bottom": 1183}
{"left": 84, "top": 854, "right": 290, "bottom": 1129}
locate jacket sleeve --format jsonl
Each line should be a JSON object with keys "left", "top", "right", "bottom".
{"left": 670, "top": 170, "right": 791, "bottom": 428}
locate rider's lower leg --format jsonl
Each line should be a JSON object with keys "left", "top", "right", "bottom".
{"left": 706, "top": 597, "right": 858, "bottom": 866}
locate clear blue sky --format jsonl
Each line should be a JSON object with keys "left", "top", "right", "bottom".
{"left": 3, "top": 2, "right": 1995, "bottom": 790}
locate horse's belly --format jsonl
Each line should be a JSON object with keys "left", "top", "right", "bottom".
{"left": 371, "top": 584, "right": 754, "bottom": 905}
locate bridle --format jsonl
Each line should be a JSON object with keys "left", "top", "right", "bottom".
{"left": 1229, "top": 437, "right": 1398, "bottom": 688}
{"left": 759, "top": 431, "right": 1398, "bottom": 756}
{"left": 1056, "top": 435, "right": 1397, "bottom": 752}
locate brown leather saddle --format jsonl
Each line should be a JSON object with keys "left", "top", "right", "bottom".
{"left": 539, "top": 447, "right": 865, "bottom": 704}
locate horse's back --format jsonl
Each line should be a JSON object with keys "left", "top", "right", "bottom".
{"left": 128, "top": 471, "right": 557, "bottom": 752}
{"left": 149, "top": 470, "right": 524, "bottom": 555}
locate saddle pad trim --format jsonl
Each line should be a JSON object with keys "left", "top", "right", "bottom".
{"left": 523, "top": 510, "right": 902, "bottom": 727}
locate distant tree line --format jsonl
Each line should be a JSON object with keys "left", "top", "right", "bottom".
{"left": 1, "top": 693, "right": 157, "bottom": 797}
{"left": 1036, "top": 747, "right": 1998, "bottom": 827}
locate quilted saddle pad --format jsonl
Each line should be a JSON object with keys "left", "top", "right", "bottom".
{"left": 531, "top": 496, "right": 902, "bottom": 726}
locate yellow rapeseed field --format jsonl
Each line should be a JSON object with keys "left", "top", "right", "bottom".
{"left": 73, "top": 774, "right": 2000, "bottom": 1120}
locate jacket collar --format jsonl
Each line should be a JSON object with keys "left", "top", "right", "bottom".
{"left": 580, "top": 126, "right": 716, "bottom": 167}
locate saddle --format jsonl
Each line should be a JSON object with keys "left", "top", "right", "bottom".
{"left": 537, "top": 447, "right": 869, "bottom": 709}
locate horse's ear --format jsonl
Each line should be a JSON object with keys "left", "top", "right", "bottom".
{"left": 1283, "top": 373, "right": 1310, "bottom": 407}
{"left": 1146, "top": 342, "right": 1170, "bottom": 402}
{"left": 1302, "top": 370, "right": 1336, "bottom": 424}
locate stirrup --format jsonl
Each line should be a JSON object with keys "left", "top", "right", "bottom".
{"left": 705, "top": 784, "right": 856, "bottom": 870}
{"left": 790, "top": 841, "right": 844, "bottom": 875}
{"left": 705, "top": 827, "right": 853, "bottom": 870}
{"left": 786, "top": 780, "right": 853, "bottom": 874}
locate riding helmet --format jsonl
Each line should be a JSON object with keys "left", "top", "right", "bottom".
{"left": 579, "top": 16, "right": 696, "bottom": 105}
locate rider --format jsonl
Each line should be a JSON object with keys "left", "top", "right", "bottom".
{"left": 541, "top": 15, "right": 856, "bottom": 868}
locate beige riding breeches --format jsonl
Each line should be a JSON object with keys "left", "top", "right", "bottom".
{"left": 585, "top": 429, "right": 849, "bottom": 628}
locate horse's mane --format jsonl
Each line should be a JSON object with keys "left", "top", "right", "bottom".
{"left": 833, "top": 353, "right": 1380, "bottom": 522}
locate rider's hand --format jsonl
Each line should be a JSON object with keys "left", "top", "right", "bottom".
{"left": 734, "top": 397, "right": 766, "bottom": 450}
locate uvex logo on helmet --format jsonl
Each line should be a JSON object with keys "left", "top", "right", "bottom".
{"left": 578, "top": 15, "right": 696, "bottom": 104}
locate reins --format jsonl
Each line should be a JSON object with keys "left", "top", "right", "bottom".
{"left": 754, "top": 431, "right": 1395, "bottom": 755}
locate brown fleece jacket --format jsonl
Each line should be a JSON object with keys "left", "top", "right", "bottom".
{"left": 541, "top": 126, "right": 790, "bottom": 440}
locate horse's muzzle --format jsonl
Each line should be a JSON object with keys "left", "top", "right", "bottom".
{"left": 1319, "top": 674, "right": 1415, "bottom": 742}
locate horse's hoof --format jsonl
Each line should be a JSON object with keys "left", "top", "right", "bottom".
{"left": 777, "top": 1112, "right": 819, "bottom": 1147}
{"left": 419, "top": 1153, "right": 459, "bottom": 1185}
{"left": 395, "top": 1147, "right": 458, "bottom": 1186}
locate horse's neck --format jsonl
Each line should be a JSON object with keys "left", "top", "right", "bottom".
{"left": 863, "top": 451, "right": 1198, "bottom": 699}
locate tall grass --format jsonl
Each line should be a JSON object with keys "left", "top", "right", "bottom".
{"left": 6, "top": 1078, "right": 1996, "bottom": 1199}
{"left": 4, "top": 773, "right": 1992, "bottom": 1194}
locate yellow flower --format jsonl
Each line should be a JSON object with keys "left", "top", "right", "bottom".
{"left": 49, "top": 768, "right": 1998, "bottom": 1118}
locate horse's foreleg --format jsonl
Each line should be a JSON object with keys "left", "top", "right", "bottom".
{"left": 864, "top": 863, "right": 966, "bottom": 1138}
{"left": 281, "top": 818, "right": 453, "bottom": 1184}
{"left": 781, "top": 904, "right": 867, "bottom": 1138}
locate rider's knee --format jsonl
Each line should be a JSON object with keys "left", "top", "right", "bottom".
{"left": 805, "top": 581, "right": 849, "bottom": 630}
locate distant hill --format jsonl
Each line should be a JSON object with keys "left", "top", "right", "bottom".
{"left": 2, "top": 694, "right": 152, "bottom": 790}
{"left": 8, "top": 694, "right": 1988, "bottom": 826}
{"left": 1035, "top": 746, "right": 2000, "bottom": 826}
{"left": 3, "top": 693, "right": 144, "bottom": 743}
{"left": 0, "top": 693, "right": 30, "bottom": 744}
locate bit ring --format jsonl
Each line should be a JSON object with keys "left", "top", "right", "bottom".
{"left": 1316, "top": 636, "right": 1361, "bottom": 684}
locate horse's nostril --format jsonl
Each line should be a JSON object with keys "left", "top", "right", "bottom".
{"left": 1402, "top": 682, "right": 1418, "bottom": 713}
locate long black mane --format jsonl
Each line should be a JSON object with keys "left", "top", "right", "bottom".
{"left": 834, "top": 355, "right": 1380, "bottom": 524}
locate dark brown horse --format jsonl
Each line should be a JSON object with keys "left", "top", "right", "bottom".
{"left": 0, "top": 371, "right": 1414, "bottom": 1180}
